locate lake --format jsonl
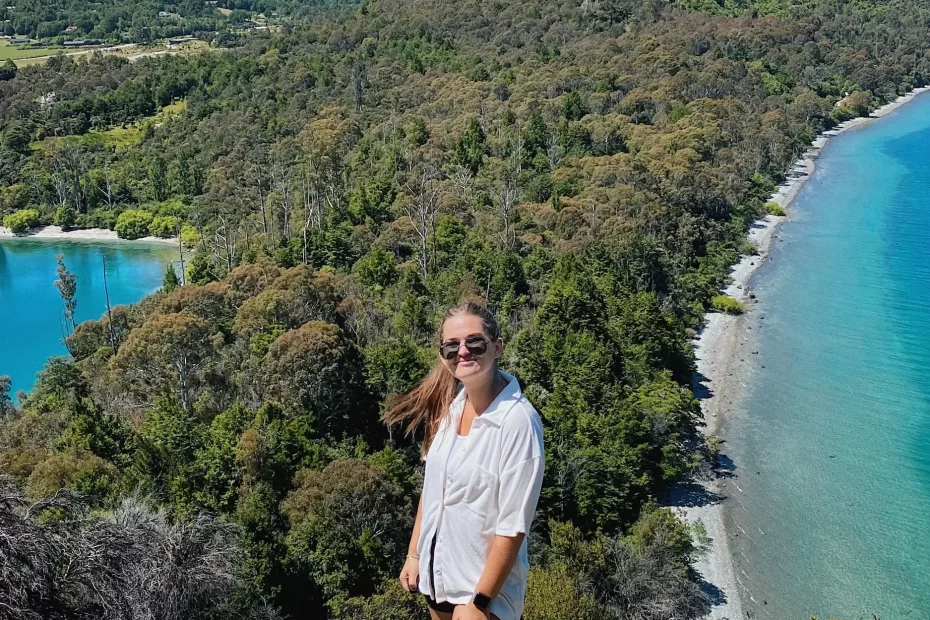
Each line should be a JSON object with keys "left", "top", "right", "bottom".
{"left": 726, "top": 93, "right": 930, "bottom": 618}
{"left": 0, "top": 239, "right": 176, "bottom": 395}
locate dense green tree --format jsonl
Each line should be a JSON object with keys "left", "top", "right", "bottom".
{"left": 451, "top": 117, "right": 488, "bottom": 174}
{"left": 115, "top": 209, "right": 155, "bottom": 240}
{"left": 282, "top": 459, "right": 412, "bottom": 612}
{"left": 0, "top": 59, "right": 17, "bottom": 82}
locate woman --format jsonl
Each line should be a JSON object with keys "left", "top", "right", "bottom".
{"left": 386, "top": 302, "right": 544, "bottom": 620}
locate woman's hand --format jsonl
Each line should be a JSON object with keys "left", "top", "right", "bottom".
{"left": 398, "top": 556, "right": 420, "bottom": 593}
{"left": 452, "top": 603, "right": 490, "bottom": 620}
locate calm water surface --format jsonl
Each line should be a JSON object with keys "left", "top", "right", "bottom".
{"left": 0, "top": 239, "right": 174, "bottom": 393}
{"left": 726, "top": 93, "right": 930, "bottom": 619}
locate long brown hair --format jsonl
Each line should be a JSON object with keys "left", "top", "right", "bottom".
{"left": 383, "top": 301, "right": 500, "bottom": 453}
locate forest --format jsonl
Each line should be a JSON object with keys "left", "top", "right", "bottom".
{"left": 0, "top": 0, "right": 351, "bottom": 42}
{"left": 2, "top": 0, "right": 930, "bottom": 617}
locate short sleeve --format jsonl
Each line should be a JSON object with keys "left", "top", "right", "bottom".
{"left": 495, "top": 405, "right": 545, "bottom": 537}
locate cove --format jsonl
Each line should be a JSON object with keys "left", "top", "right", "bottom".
{"left": 725, "top": 92, "right": 930, "bottom": 618}
{"left": 0, "top": 239, "right": 175, "bottom": 394}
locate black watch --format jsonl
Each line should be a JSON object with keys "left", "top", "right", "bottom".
{"left": 472, "top": 592, "right": 493, "bottom": 612}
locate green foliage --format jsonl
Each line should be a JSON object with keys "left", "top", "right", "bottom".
{"left": 349, "top": 178, "right": 396, "bottom": 228}
{"left": 25, "top": 449, "right": 119, "bottom": 503}
{"left": 181, "top": 223, "right": 201, "bottom": 248}
{"left": 451, "top": 117, "right": 488, "bottom": 173}
{"left": 3, "top": 0, "right": 928, "bottom": 614}
{"left": 282, "top": 459, "right": 412, "bottom": 612}
{"left": 336, "top": 582, "right": 430, "bottom": 620}
{"left": 114, "top": 209, "right": 154, "bottom": 240}
{"left": 710, "top": 294, "right": 744, "bottom": 314}
{"left": 524, "top": 563, "right": 604, "bottom": 620}
{"left": 354, "top": 248, "right": 399, "bottom": 289}
{"left": 562, "top": 91, "right": 589, "bottom": 121}
{"left": 149, "top": 214, "right": 181, "bottom": 238}
{"left": 765, "top": 201, "right": 787, "bottom": 216}
{"left": 53, "top": 205, "right": 77, "bottom": 229}
{"left": 163, "top": 263, "right": 180, "bottom": 292}
{"left": 3, "top": 208, "right": 40, "bottom": 233}
{"left": 0, "top": 59, "right": 17, "bottom": 81}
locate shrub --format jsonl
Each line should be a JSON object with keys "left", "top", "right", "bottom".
{"left": 738, "top": 241, "right": 757, "bottom": 255}
{"left": 77, "top": 209, "right": 119, "bottom": 230}
{"left": 354, "top": 248, "right": 399, "bottom": 289}
{"left": 155, "top": 199, "right": 190, "bottom": 218}
{"left": 54, "top": 205, "right": 77, "bottom": 230}
{"left": 2, "top": 208, "right": 41, "bottom": 233}
{"left": 180, "top": 223, "right": 201, "bottom": 248}
{"left": 115, "top": 209, "right": 154, "bottom": 239}
{"left": 710, "top": 295, "right": 744, "bottom": 314}
{"left": 764, "top": 201, "right": 786, "bottom": 216}
{"left": 524, "top": 563, "right": 604, "bottom": 620}
{"left": 149, "top": 215, "right": 181, "bottom": 238}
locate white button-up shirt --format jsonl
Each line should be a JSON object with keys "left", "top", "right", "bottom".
{"left": 418, "top": 372, "right": 545, "bottom": 620}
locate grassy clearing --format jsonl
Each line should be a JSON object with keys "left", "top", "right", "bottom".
{"left": 33, "top": 100, "right": 188, "bottom": 153}
{"left": 8, "top": 38, "right": 211, "bottom": 67}
{"left": 0, "top": 39, "right": 70, "bottom": 63}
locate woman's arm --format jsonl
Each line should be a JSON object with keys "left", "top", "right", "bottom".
{"left": 399, "top": 496, "right": 424, "bottom": 592}
{"left": 476, "top": 533, "right": 524, "bottom": 596}
{"left": 453, "top": 533, "right": 524, "bottom": 619}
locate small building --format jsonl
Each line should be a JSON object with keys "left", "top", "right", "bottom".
{"left": 65, "top": 25, "right": 79, "bottom": 33}
{"left": 63, "top": 39, "right": 100, "bottom": 47}
{"left": 10, "top": 37, "right": 29, "bottom": 44}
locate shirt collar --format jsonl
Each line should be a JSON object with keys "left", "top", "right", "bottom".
{"left": 451, "top": 371, "right": 522, "bottom": 428}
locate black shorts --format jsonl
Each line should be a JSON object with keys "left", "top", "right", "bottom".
{"left": 424, "top": 595, "right": 456, "bottom": 613}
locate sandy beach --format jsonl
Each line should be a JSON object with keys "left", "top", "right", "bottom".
{"left": 0, "top": 225, "right": 178, "bottom": 245}
{"left": 667, "top": 85, "right": 930, "bottom": 620}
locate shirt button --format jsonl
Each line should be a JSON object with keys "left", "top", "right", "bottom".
{"left": 436, "top": 569, "right": 442, "bottom": 575}
{"left": 438, "top": 536, "right": 443, "bottom": 542}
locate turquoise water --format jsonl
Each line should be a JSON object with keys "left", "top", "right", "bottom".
{"left": 0, "top": 240, "right": 174, "bottom": 394}
{"left": 726, "top": 94, "right": 930, "bottom": 619}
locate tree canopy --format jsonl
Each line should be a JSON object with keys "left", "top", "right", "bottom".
{"left": 2, "top": 0, "right": 929, "bottom": 616}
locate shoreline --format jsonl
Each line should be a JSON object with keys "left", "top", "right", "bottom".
{"left": 0, "top": 225, "right": 178, "bottom": 246}
{"left": 667, "top": 85, "right": 930, "bottom": 620}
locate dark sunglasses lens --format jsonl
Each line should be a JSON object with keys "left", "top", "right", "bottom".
{"left": 465, "top": 339, "right": 488, "bottom": 356}
{"left": 440, "top": 343, "right": 459, "bottom": 359}
{"left": 439, "top": 338, "right": 489, "bottom": 359}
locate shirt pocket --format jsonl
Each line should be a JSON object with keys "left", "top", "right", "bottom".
{"left": 461, "top": 465, "right": 498, "bottom": 518}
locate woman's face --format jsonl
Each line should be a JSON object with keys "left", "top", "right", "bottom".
{"left": 440, "top": 314, "right": 502, "bottom": 384}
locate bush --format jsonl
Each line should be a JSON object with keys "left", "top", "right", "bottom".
{"left": 524, "top": 564, "right": 604, "bottom": 620}
{"left": 738, "top": 241, "right": 757, "bottom": 256}
{"left": 354, "top": 248, "right": 398, "bottom": 289}
{"left": 54, "top": 205, "right": 77, "bottom": 230}
{"left": 764, "top": 201, "right": 786, "bottom": 216}
{"left": 76, "top": 209, "right": 119, "bottom": 230}
{"left": 2, "top": 208, "right": 41, "bottom": 233}
{"left": 115, "top": 209, "right": 155, "bottom": 239}
{"left": 149, "top": 215, "right": 181, "bottom": 238}
{"left": 180, "top": 223, "right": 201, "bottom": 248}
{"left": 710, "top": 295, "right": 744, "bottom": 315}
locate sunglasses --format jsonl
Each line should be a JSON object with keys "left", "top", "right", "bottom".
{"left": 439, "top": 336, "right": 491, "bottom": 360}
